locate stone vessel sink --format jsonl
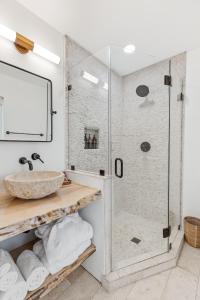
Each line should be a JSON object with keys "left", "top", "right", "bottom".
{"left": 4, "top": 171, "right": 64, "bottom": 199}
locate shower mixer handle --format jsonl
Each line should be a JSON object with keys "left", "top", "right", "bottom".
{"left": 115, "top": 158, "right": 123, "bottom": 178}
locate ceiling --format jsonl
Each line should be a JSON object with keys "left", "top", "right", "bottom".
{"left": 16, "top": 0, "right": 200, "bottom": 75}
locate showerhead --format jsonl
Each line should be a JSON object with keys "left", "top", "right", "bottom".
{"left": 136, "top": 85, "right": 149, "bottom": 97}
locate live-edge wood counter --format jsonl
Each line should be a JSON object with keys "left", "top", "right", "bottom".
{"left": 0, "top": 182, "right": 101, "bottom": 242}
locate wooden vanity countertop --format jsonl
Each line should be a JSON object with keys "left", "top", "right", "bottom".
{"left": 0, "top": 182, "right": 101, "bottom": 242}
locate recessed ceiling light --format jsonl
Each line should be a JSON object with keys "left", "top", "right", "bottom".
{"left": 123, "top": 44, "right": 136, "bottom": 54}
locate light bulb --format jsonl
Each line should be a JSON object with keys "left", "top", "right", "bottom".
{"left": 33, "top": 43, "right": 60, "bottom": 64}
{"left": 0, "top": 24, "right": 16, "bottom": 42}
{"left": 123, "top": 44, "right": 136, "bottom": 54}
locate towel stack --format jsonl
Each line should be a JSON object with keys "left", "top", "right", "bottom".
{"left": 0, "top": 248, "right": 49, "bottom": 300}
{"left": 33, "top": 212, "right": 93, "bottom": 274}
{"left": 0, "top": 249, "right": 27, "bottom": 300}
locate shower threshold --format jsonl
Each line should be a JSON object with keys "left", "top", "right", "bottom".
{"left": 102, "top": 230, "right": 183, "bottom": 292}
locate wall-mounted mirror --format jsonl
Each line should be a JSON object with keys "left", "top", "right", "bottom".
{"left": 0, "top": 61, "right": 53, "bottom": 142}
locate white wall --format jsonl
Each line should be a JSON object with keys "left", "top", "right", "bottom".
{"left": 183, "top": 48, "right": 200, "bottom": 217}
{"left": 0, "top": 0, "right": 65, "bottom": 178}
{"left": 67, "top": 170, "right": 112, "bottom": 280}
{"left": 0, "top": 0, "right": 65, "bottom": 250}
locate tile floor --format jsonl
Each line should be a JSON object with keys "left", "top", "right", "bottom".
{"left": 112, "top": 211, "right": 177, "bottom": 270}
{"left": 112, "top": 211, "right": 167, "bottom": 269}
{"left": 44, "top": 242, "right": 200, "bottom": 300}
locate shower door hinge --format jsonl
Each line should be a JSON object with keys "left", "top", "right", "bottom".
{"left": 163, "top": 226, "right": 171, "bottom": 238}
{"left": 177, "top": 92, "right": 184, "bottom": 101}
{"left": 67, "top": 84, "right": 72, "bottom": 91}
{"left": 99, "top": 169, "right": 105, "bottom": 176}
{"left": 164, "top": 75, "right": 172, "bottom": 86}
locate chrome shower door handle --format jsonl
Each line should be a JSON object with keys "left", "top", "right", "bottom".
{"left": 115, "top": 158, "right": 123, "bottom": 178}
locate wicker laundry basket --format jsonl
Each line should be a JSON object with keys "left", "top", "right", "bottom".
{"left": 184, "top": 216, "right": 200, "bottom": 248}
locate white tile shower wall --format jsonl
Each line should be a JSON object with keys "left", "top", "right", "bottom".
{"left": 116, "top": 54, "right": 186, "bottom": 225}
{"left": 115, "top": 59, "right": 170, "bottom": 220}
{"left": 0, "top": 0, "right": 65, "bottom": 250}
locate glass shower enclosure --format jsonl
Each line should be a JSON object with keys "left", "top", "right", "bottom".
{"left": 110, "top": 47, "right": 171, "bottom": 270}
{"left": 66, "top": 36, "right": 183, "bottom": 272}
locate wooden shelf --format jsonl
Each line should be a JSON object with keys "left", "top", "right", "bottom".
{"left": 11, "top": 240, "right": 96, "bottom": 300}
{"left": 0, "top": 183, "right": 101, "bottom": 241}
{"left": 2, "top": 183, "right": 99, "bottom": 299}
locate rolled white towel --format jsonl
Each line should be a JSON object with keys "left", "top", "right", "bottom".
{"left": 33, "top": 241, "right": 44, "bottom": 259}
{"left": 0, "top": 271, "right": 27, "bottom": 300}
{"left": 33, "top": 241, "right": 49, "bottom": 272}
{"left": 33, "top": 239, "right": 91, "bottom": 274}
{"left": 17, "top": 250, "right": 49, "bottom": 292}
{"left": 0, "top": 272, "right": 18, "bottom": 292}
{"left": 0, "top": 250, "right": 11, "bottom": 278}
{"left": 0, "top": 251, "right": 18, "bottom": 292}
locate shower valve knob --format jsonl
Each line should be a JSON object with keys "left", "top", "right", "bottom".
{"left": 140, "top": 142, "right": 151, "bottom": 152}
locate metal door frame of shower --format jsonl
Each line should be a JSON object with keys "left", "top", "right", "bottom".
{"left": 167, "top": 60, "right": 172, "bottom": 251}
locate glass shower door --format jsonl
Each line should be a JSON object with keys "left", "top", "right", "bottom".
{"left": 110, "top": 47, "right": 171, "bottom": 270}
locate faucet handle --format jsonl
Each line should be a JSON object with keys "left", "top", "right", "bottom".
{"left": 31, "top": 153, "right": 44, "bottom": 163}
{"left": 38, "top": 157, "right": 44, "bottom": 163}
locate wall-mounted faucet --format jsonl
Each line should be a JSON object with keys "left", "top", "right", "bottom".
{"left": 19, "top": 157, "right": 33, "bottom": 171}
{"left": 31, "top": 153, "right": 44, "bottom": 163}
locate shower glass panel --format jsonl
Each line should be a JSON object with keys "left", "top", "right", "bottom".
{"left": 66, "top": 40, "right": 110, "bottom": 174}
{"left": 110, "top": 46, "right": 171, "bottom": 270}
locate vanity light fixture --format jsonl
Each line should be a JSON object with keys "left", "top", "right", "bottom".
{"left": 123, "top": 44, "right": 136, "bottom": 54}
{"left": 82, "top": 71, "right": 99, "bottom": 84}
{"left": 0, "top": 24, "right": 60, "bottom": 64}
